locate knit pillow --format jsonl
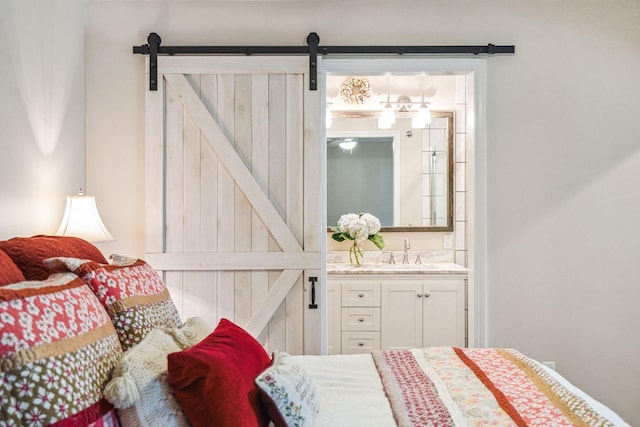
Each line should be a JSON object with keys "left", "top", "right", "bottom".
{"left": 0, "top": 272, "right": 123, "bottom": 426}
{"left": 104, "top": 317, "right": 213, "bottom": 427}
{"left": 0, "top": 249, "right": 25, "bottom": 286}
{"left": 255, "top": 351, "right": 320, "bottom": 427}
{"left": 45, "top": 255, "right": 181, "bottom": 351}
{"left": 167, "top": 318, "right": 271, "bottom": 427}
{"left": 0, "top": 235, "right": 108, "bottom": 280}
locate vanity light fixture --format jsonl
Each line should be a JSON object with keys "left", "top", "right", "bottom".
{"left": 377, "top": 94, "right": 431, "bottom": 130}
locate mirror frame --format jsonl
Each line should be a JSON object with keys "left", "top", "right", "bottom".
{"left": 327, "top": 111, "right": 454, "bottom": 232}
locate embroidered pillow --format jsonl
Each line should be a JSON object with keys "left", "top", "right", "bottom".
{"left": 0, "top": 235, "right": 108, "bottom": 280}
{"left": 255, "top": 351, "right": 320, "bottom": 427}
{"left": 103, "top": 317, "right": 212, "bottom": 427}
{"left": 0, "top": 273, "right": 123, "bottom": 426}
{"left": 0, "top": 249, "right": 25, "bottom": 286}
{"left": 46, "top": 255, "right": 181, "bottom": 351}
{"left": 167, "top": 318, "right": 271, "bottom": 427}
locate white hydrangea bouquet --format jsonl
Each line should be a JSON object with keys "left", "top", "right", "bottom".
{"left": 330, "top": 213, "right": 385, "bottom": 265}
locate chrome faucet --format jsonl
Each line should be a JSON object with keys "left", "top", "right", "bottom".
{"left": 402, "top": 238, "right": 410, "bottom": 264}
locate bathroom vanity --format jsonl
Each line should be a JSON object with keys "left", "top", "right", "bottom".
{"left": 327, "top": 263, "right": 468, "bottom": 354}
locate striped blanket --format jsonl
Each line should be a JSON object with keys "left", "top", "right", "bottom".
{"left": 371, "top": 348, "right": 615, "bottom": 427}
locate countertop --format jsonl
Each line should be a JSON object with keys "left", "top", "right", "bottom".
{"left": 327, "top": 262, "right": 468, "bottom": 275}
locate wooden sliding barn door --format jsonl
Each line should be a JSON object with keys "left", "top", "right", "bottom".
{"left": 144, "top": 56, "right": 323, "bottom": 354}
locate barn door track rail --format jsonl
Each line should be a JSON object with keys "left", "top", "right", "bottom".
{"left": 133, "top": 32, "right": 515, "bottom": 91}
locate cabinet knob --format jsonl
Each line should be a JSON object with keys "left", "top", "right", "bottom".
{"left": 358, "top": 293, "right": 364, "bottom": 298}
{"left": 425, "top": 293, "right": 431, "bottom": 298}
{"left": 417, "top": 293, "right": 423, "bottom": 297}
{"left": 358, "top": 317, "right": 365, "bottom": 322}
{"left": 358, "top": 342, "right": 364, "bottom": 347}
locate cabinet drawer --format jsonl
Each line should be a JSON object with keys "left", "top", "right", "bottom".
{"left": 342, "top": 307, "right": 381, "bottom": 331}
{"left": 342, "top": 282, "right": 380, "bottom": 307}
{"left": 341, "top": 332, "right": 380, "bottom": 354}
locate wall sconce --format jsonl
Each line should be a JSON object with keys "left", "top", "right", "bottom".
{"left": 56, "top": 189, "right": 115, "bottom": 242}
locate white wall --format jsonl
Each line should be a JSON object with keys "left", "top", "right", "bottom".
{"left": 0, "top": 0, "right": 86, "bottom": 239}
{"left": 81, "top": 1, "right": 638, "bottom": 424}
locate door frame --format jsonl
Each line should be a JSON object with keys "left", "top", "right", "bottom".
{"left": 322, "top": 57, "right": 488, "bottom": 348}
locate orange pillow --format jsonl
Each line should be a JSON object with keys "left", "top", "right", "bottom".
{"left": 0, "top": 235, "right": 108, "bottom": 280}
{"left": 167, "top": 319, "right": 271, "bottom": 427}
{"left": 0, "top": 249, "right": 25, "bottom": 286}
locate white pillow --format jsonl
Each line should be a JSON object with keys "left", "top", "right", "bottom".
{"left": 255, "top": 351, "right": 320, "bottom": 427}
{"left": 103, "top": 316, "right": 212, "bottom": 427}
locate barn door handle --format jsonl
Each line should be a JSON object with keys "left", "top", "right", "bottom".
{"left": 308, "top": 276, "right": 318, "bottom": 309}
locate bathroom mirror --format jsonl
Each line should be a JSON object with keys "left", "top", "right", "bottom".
{"left": 327, "top": 111, "right": 453, "bottom": 232}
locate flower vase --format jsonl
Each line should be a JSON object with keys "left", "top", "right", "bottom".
{"left": 349, "top": 241, "right": 363, "bottom": 265}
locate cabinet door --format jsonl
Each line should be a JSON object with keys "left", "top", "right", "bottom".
{"left": 326, "top": 280, "right": 341, "bottom": 355}
{"left": 422, "top": 279, "right": 465, "bottom": 347}
{"left": 381, "top": 281, "right": 423, "bottom": 349}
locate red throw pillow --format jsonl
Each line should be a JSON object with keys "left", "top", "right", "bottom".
{"left": 0, "top": 249, "right": 25, "bottom": 286}
{"left": 167, "top": 318, "right": 271, "bottom": 427}
{"left": 0, "top": 235, "right": 108, "bottom": 280}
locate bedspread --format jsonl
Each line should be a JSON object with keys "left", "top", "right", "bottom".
{"left": 371, "top": 347, "right": 616, "bottom": 427}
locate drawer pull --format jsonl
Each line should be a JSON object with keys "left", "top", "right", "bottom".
{"left": 358, "top": 317, "right": 365, "bottom": 322}
{"left": 358, "top": 342, "right": 365, "bottom": 347}
{"left": 358, "top": 293, "right": 364, "bottom": 298}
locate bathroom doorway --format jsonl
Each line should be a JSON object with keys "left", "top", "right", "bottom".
{"left": 322, "top": 57, "right": 487, "bottom": 348}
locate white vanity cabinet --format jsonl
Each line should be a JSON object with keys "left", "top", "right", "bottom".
{"left": 380, "top": 278, "right": 465, "bottom": 349}
{"left": 327, "top": 273, "right": 466, "bottom": 354}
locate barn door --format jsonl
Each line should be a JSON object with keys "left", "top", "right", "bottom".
{"left": 144, "top": 56, "right": 323, "bottom": 355}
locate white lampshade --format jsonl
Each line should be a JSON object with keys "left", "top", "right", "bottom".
{"left": 56, "top": 192, "right": 115, "bottom": 242}
{"left": 411, "top": 101, "right": 432, "bottom": 129}
{"left": 381, "top": 102, "right": 396, "bottom": 123}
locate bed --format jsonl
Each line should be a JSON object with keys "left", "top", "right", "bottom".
{"left": 0, "top": 236, "right": 630, "bottom": 427}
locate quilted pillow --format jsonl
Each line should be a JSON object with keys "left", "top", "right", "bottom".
{"left": 167, "top": 318, "right": 271, "bottom": 427}
{"left": 0, "top": 235, "right": 108, "bottom": 280}
{"left": 0, "top": 272, "right": 123, "bottom": 426}
{"left": 103, "top": 316, "right": 212, "bottom": 427}
{"left": 255, "top": 351, "right": 320, "bottom": 427}
{"left": 46, "top": 255, "right": 181, "bottom": 351}
{"left": 0, "top": 249, "right": 25, "bottom": 286}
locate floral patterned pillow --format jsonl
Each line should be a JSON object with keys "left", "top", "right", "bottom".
{"left": 255, "top": 351, "right": 320, "bottom": 427}
{"left": 0, "top": 272, "right": 122, "bottom": 426}
{"left": 45, "top": 255, "right": 181, "bottom": 351}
